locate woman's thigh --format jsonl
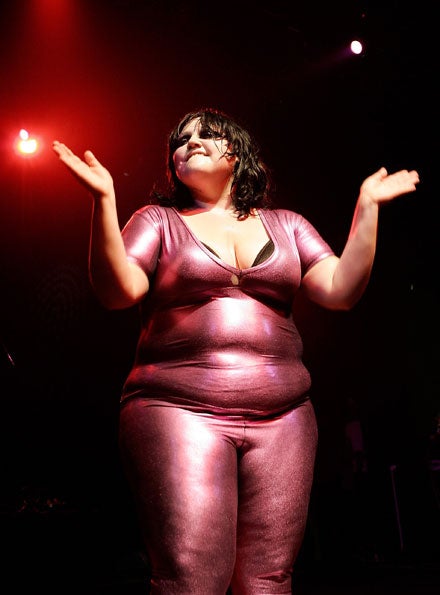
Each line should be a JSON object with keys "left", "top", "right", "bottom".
{"left": 232, "top": 399, "right": 318, "bottom": 593}
{"left": 119, "top": 401, "right": 240, "bottom": 592}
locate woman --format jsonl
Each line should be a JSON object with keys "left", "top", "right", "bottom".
{"left": 53, "top": 108, "right": 419, "bottom": 593}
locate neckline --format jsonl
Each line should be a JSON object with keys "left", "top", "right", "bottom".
{"left": 172, "top": 207, "right": 277, "bottom": 273}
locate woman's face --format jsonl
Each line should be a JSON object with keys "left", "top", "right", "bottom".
{"left": 172, "top": 118, "right": 236, "bottom": 187}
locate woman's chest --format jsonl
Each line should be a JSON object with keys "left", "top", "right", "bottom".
{"left": 179, "top": 211, "right": 270, "bottom": 269}
{"left": 150, "top": 210, "right": 303, "bottom": 308}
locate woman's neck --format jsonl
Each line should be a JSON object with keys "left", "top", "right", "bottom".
{"left": 188, "top": 174, "right": 235, "bottom": 212}
{"left": 193, "top": 197, "right": 231, "bottom": 210}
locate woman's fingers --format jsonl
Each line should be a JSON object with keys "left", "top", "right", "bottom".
{"left": 53, "top": 140, "right": 114, "bottom": 198}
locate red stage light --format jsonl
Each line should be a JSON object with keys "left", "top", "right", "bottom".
{"left": 15, "top": 129, "right": 40, "bottom": 156}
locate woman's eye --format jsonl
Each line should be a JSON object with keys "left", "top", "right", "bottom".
{"left": 173, "top": 130, "right": 224, "bottom": 150}
{"left": 175, "top": 135, "right": 190, "bottom": 147}
{"left": 201, "top": 128, "right": 222, "bottom": 140}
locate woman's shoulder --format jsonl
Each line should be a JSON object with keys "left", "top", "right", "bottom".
{"left": 260, "top": 207, "right": 307, "bottom": 226}
{"left": 122, "top": 204, "right": 176, "bottom": 233}
{"left": 130, "top": 203, "right": 175, "bottom": 221}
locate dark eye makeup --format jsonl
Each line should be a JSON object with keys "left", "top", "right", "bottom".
{"left": 175, "top": 127, "right": 225, "bottom": 148}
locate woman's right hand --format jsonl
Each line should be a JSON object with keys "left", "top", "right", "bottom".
{"left": 52, "top": 141, "right": 115, "bottom": 200}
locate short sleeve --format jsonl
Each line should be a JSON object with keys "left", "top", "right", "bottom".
{"left": 121, "top": 205, "right": 163, "bottom": 277}
{"left": 294, "top": 214, "right": 335, "bottom": 275}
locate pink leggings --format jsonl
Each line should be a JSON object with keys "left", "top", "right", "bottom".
{"left": 119, "top": 398, "right": 318, "bottom": 594}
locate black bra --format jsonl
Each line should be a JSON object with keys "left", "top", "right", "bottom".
{"left": 202, "top": 239, "right": 274, "bottom": 267}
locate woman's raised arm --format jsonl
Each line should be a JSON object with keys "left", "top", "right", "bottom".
{"left": 53, "top": 141, "right": 149, "bottom": 309}
{"left": 302, "top": 167, "right": 420, "bottom": 310}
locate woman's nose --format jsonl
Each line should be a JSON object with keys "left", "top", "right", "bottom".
{"left": 187, "top": 134, "right": 201, "bottom": 148}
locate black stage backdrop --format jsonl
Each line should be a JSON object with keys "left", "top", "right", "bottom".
{"left": 0, "top": 1, "right": 438, "bottom": 592}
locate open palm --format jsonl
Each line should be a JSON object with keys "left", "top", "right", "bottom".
{"left": 361, "top": 167, "right": 419, "bottom": 205}
{"left": 53, "top": 141, "right": 114, "bottom": 198}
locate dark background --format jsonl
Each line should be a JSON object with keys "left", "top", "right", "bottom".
{"left": 1, "top": 1, "right": 438, "bottom": 592}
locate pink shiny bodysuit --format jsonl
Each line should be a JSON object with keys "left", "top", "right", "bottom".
{"left": 118, "top": 205, "right": 334, "bottom": 593}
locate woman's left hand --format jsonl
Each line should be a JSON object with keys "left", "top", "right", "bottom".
{"left": 359, "top": 166, "right": 419, "bottom": 206}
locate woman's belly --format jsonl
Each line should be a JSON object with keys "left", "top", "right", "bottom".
{"left": 122, "top": 295, "right": 311, "bottom": 415}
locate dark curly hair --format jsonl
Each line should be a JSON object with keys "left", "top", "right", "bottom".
{"left": 152, "top": 108, "right": 272, "bottom": 219}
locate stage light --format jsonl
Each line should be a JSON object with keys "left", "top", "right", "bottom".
{"left": 350, "top": 39, "right": 364, "bottom": 55}
{"left": 15, "top": 128, "right": 40, "bottom": 156}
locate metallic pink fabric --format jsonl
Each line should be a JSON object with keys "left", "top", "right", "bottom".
{"left": 119, "top": 206, "right": 333, "bottom": 592}
{"left": 119, "top": 398, "right": 318, "bottom": 594}
{"left": 121, "top": 206, "right": 334, "bottom": 415}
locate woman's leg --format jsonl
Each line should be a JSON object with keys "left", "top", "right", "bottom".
{"left": 230, "top": 399, "right": 318, "bottom": 594}
{"left": 119, "top": 401, "right": 239, "bottom": 594}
